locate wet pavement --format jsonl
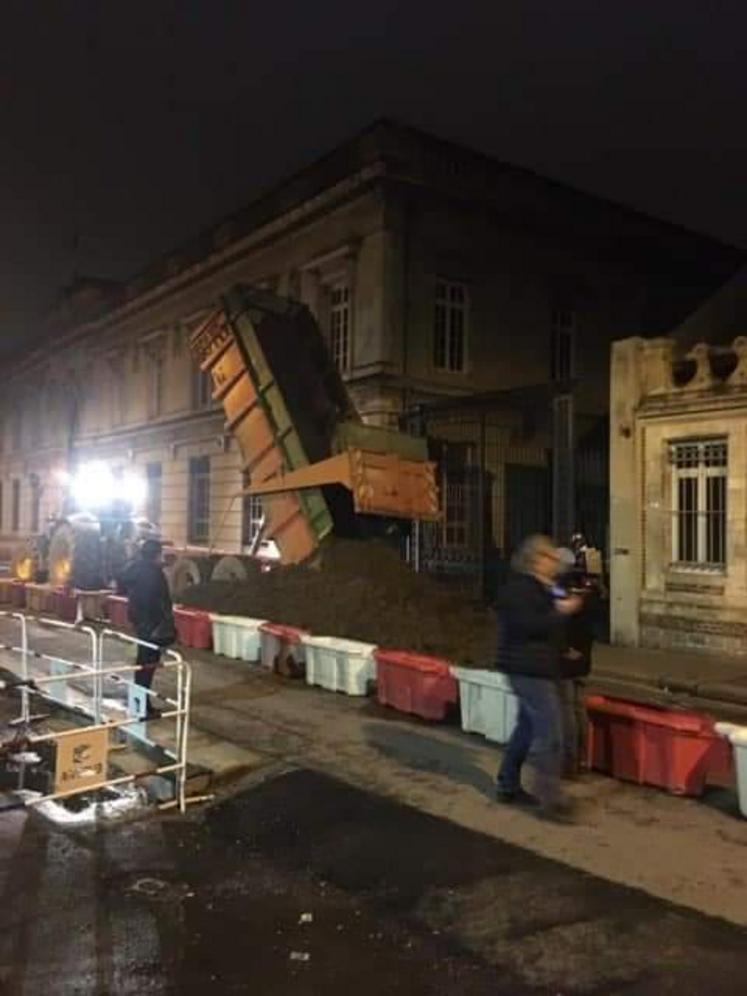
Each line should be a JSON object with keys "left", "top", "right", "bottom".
{"left": 2, "top": 768, "right": 747, "bottom": 995}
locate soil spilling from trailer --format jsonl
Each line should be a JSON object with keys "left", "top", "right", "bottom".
{"left": 179, "top": 539, "right": 496, "bottom": 665}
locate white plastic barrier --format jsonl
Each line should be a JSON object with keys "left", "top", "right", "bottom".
{"left": 451, "top": 667, "right": 518, "bottom": 744}
{"left": 715, "top": 723, "right": 747, "bottom": 819}
{"left": 211, "top": 615, "right": 266, "bottom": 662}
{"left": 301, "top": 635, "right": 377, "bottom": 696}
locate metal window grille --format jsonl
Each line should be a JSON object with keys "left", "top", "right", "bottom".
{"left": 443, "top": 480, "right": 469, "bottom": 548}
{"left": 187, "top": 456, "right": 210, "bottom": 545}
{"left": 670, "top": 438, "right": 727, "bottom": 569}
{"left": 550, "top": 308, "right": 576, "bottom": 382}
{"left": 30, "top": 477, "right": 41, "bottom": 533}
{"left": 149, "top": 352, "right": 165, "bottom": 418}
{"left": 434, "top": 280, "right": 467, "bottom": 373}
{"left": 329, "top": 284, "right": 351, "bottom": 373}
{"left": 241, "top": 471, "right": 264, "bottom": 546}
{"left": 192, "top": 361, "right": 212, "bottom": 410}
{"left": 11, "top": 479, "right": 20, "bottom": 532}
{"left": 145, "top": 462, "right": 162, "bottom": 526}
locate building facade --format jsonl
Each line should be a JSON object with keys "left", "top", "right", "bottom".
{"left": 0, "top": 121, "right": 741, "bottom": 565}
{"left": 610, "top": 268, "right": 747, "bottom": 655}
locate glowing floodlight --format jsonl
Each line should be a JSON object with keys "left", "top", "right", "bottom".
{"left": 122, "top": 471, "right": 147, "bottom": 511}
{"left": 70, "top": 461, "right": 116, "bottom": 510}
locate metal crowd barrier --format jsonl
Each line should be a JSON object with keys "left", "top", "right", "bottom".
{"left": 0, "top": 611, "right": 193, "bottom": 813}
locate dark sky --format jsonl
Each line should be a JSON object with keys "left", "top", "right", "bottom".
{"left": 2, "top": 1, "right": 745, "bottom": 353}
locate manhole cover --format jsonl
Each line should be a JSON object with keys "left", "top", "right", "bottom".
{"left": 127, "top": 877, "right": 194, "bottom": 902}
{"left": 131, "top": 877, "right": 169, "bottom": 898}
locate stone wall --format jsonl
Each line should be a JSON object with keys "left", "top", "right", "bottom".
{"left": 610, "top": 334, "right": 747, "bottom": 655}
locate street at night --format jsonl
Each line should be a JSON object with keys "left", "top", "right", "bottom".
{"left": 3, "top": 768, "right": 747, "bottom": 996}
{"left": 2, "top": 3, "right": 747, "bottom": 993}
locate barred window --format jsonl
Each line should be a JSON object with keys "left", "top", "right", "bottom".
{"left": 329, "top": 283, "right": 351, "bottom": 373}
{"left": 192, "top": 361, "right": 212, "bottom": 410}
{"left": 241, "top": 471, "right": 264, "bottom": 547}
{"left": 30, "top": 475, "right": 41, "bottom": 533}
{"left": 149, "top": 348, "right": 165, "bottom": 419}
{"left": 188, "top": 456, "right": 211, "bottom": 545}
{"left": 443, "top": 480, "right": 469, "bottom": 548}
{"left": 11, "top": 479, "right": 20, "bottom": 533}
{"left": 550, "top": 308, "right": 577, "bottom": 382}
{"left": 434, "top": 280, "right": 467, "bottom": 373}
{"left": 145, "top": 462, "right": 162, "bottom": 527}
{"left": 670, "top": 439, "right": 727, "bottom": 569}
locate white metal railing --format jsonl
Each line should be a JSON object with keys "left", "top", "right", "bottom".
{"left": 0, "top": 612, "right": 192, "bottom": 813}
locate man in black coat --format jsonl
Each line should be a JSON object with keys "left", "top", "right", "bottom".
{"left": 118, "top": 539, "right": 175, "bottom": 714}
{"left": 495, "top": 535, "right": 582, "bottom": 822}
{"left": 557, "top": 579, "right": 595, "bottom": 777}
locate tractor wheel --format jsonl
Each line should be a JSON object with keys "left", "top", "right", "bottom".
{"left": 210, "top": 555, "right": 249, "bottom": 584}
{"left": 168, "top": 555, "right": 216, "bottom": 599}
{"left": 11, "top": 538, "right": 43, "bottom": 583}
{"left": 48, "top": 521, "right": 103, "bottom": 590}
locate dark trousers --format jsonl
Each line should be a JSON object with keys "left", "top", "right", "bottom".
{"left": 558, "top": 678, "right": 587, "bottom": 773}
{"left": 135, "top": 632, "right": 161, "bottom": 691}
{"left": 497, "top": 674, "right": 564, "bottom": 809}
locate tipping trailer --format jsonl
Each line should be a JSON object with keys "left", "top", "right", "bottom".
{"left": 190, "top": 285, "right": 440, "bottom": 565}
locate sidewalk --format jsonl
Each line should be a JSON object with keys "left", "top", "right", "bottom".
{"left": 592, "top": 642, "right": 747, "bottom": 715}
{"left": 3, "top": 618, "right": 747, "bottom": 931}
{"left": 151, "top": 647, "right": 747, "bottom": 930}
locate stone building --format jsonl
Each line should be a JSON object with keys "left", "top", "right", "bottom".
{"left": 610, "top": 266, "right": 747, "bottom": 654}
{"left": 0, "top": 120, "right": 741, "bottom": 564}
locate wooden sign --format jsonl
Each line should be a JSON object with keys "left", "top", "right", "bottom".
{"left": 54, "top": 728, "right": 108, "bottom": 795}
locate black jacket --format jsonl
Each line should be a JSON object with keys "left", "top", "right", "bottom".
{"left": 558, "top": 590, "right": 595, "bottom": 679}
{"left": 118, "top": 559, "right": 173, "bottom": 636}
{"left": 495, "top": 573, "right": 565, "bottom": 679}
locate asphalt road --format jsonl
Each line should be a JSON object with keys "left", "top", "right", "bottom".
{"left": 1, "top": 768, "right": 746, "bottom": 995}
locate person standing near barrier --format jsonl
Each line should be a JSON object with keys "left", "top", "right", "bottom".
{"left": 556, "top": 569, "right": 595, "bottom": 778}
{"left": 119, "top": 539, "right": 175, "bottom": 717}
{"left": 495, "top": 534, "right": 582, "bottom": 823}
{"left": 556, "top": 534, "right": 600, "bottom": 778}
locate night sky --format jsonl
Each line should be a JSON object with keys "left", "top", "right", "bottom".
{"left": 2, "top": 1, "right": 745, "bottom": 354}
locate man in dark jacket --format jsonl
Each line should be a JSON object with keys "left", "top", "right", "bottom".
{"left": 118, "top": 540, "right": 174, "bottom": 713}
{"left": 556, "top": 578, "right": 596, "bottom": 777}
{"left": 495, "top": 534, "right": 581, "bottom": 822}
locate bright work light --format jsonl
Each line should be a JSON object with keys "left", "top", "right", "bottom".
{"left": 68, "top": 462, "right": 146, "bottom": 512}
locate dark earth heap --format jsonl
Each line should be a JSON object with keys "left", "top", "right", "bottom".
{"left": 180, "top": 539, "right": 495, "bottom": 664}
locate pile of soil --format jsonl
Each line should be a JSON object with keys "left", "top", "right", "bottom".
{"left": 179, "top": 539, "right": 495, "bottom": 665}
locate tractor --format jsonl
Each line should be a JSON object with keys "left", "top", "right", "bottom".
{"left": 11, "top": 463, "right": 159, "bottom": 590}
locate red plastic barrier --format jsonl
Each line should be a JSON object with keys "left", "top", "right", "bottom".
{"left": 585, "top": 694, "right": 733, "bottom": 796}
{"left": 10, "top": 581, "right": 26, "bottom": 609}
{"left": 0, "top": 578, "right": 14, "bottom": 605}
{"left": 52, "top": 587, "right": 77, "bottom": 623}
{"left": 374, "top": 649, "right": 458, "bottom": 721}
{"left": 25, "top": 583, "right": 56, "bottom": 615}
{"left": 105, "top": 594, "right": 130, "bottom": 631}
{"left": 174, "top": 607, "right": 212, "bottom": 649}
{"left": 259, "top": 622, "right": 308, "bottom": 677}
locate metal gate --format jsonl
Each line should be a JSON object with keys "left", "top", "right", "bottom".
{"left": 504, "top": 464, "right": 551, "bottom": 556}
{"left": 404, "top": 388, "right": 608, "bottom": 599}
